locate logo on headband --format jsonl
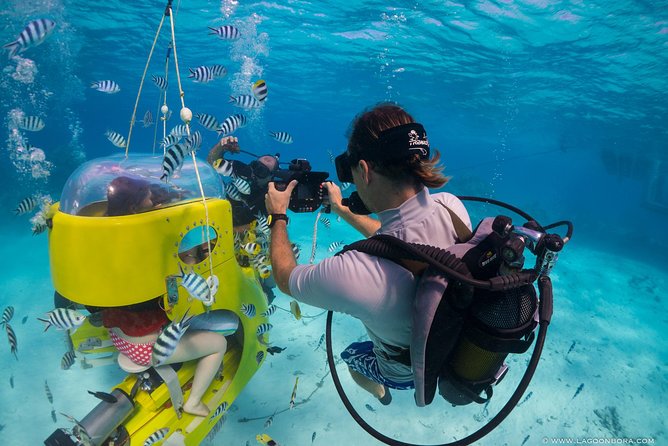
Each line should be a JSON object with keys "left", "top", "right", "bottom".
{"left": 407, "top": 129, "right": 429, "bottom": 156}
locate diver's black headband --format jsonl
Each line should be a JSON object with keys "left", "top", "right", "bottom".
{"left": 373, "top": 122, "right": 430, "bottom": 160}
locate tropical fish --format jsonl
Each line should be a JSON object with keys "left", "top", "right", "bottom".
{"left": 242, "top": 242, "right": 260, "bottom": 257}
{"left": 142, "top": 110, "right": 153, "bottom": 127}
{"left": 61, "top": 350, "right": 76, "bottom": 370}
{"left": 255, "top": 350, "right": 264, "bottom": 365}
{"left": 1, "top": 306, "right": 14, "bottom": 326}
{"left": 45, "top": 380, "right": 53, "bottom": 403}
{"left": 18, "top": 116, "right": 45, "bottom": 132}
{"left": 211, "top": 401, "right": 228, "bottom": 421}
{"left": 88, "top": 390, "right": 117, "bottom": 403}
{"left": 3, "top": 19, "right": 56, "bottom": 58}
{"left": 252, "top": 79, "right": 268, "bottom": 101}
{"left": 328, "top": 241, "right": 344, "bottom": 252}
{"left": 261, "top": 305, "right": 276, "bottom": 317}
{"left": 160, "top": 133, "right": 179, "bottom": 149}
{"left": 105, "top": 130, "right": 127, "bottom": 148}
{"left": 256, "top": 323, "right": 272, "bottom": 336}
{"left": 160, "top": 143, "right": 189, "bottom": 181}
{"left": 209, "top": 25, "right": 240, "bottom": 40}
{"left": 327, "top": 149, "right": 334, "bottom": 164}
{"left": 151, "top": 75, "right": 168, "bottom": 90}
{"left": 290, "top": 301, "right": 302, "bottom": 320}
{"left": 5, "top": 324, "right": 18, "bottom": 359}
{"left": 289, "top": 376, "right": 299, "bottom": 409}
{"left": 184, "top": 130, "right": 202, "bottom": 152}
{"left": 9, "top": 374, "right": 14, "bottom": 388}
{"left": 144, "top": 427, "right": 169, "bottom": 446}
{"left": 195, "top": 113, "right": 219, "bottom": 131}
{"left": 517, "top": 390, "right": 532, "bottom": 406}
{"left": 179, "top": 266, "right": 217, "bottom": 306}
{"left": 90, "top": 80, "right": 120, "bottom": 94}
{"left": 291, "top": 243, "right": 301, "bottom": 260}
{"left": 188, "top": 65, "right": 213, "bottom": 83}
{"left": 233, "top": 177, "right": 251, "bottom": 195}
{"left": 521, "top": 435, "right": 530, "bottom": 446}
{"left": 14, "top": 196, "right": 38, "bottom": 215}
{"left": 170, "top": 124, "right": 189, "bottom": 138}
{"left": 241, "top": 303, "right": 256, "bottom": 318}
{"left": 32, "top": 221, "right": 48, "bottom": 236}
{"left": 566, "top": 340, "right": 576, "bottom": 357}
{"left": 217, "top": 113, "right": 247, "bottom": 136}
{"left": 312, "top": 432, "right": 316, "bottom": 444}
{"left": 319, "top": 216, "right": 331, "bottom": 228}
{"left": 256, "top": 262, "right": 271, "bottom": 279}
{"left": 266, "top": 346, "right": 286, "bottom": 356}
{"left": 229, "top": 94, "right": 261, "bottom": 109}
{"left": 571, "top": 383, "right": 584, "bottom": 400}
{"left": 21, "top": 316, "right": 27, "bottom": 324}
{"left": 314, "top": 334, "right": 325, "bottom": 351}
{"left": 264, "top": 411, "right": 276, "bottom": 428}
{"left": 365, "top": 403, "right": 375, "bottom": 412}
{"left": 151, "top": 311, "right": 193, "bottom": 366}
{"left": 37, "top": 308, "right": 86, "bottom": 332}
{"left": 213, "top": 158, "right": 234, "bottom": 177}
{"left": 51, "top": 409, "right": 57, "bottom": 423}
{"left": 210, "top": 64, "right": 227, "bottom": 78}
{"left": 225, "top": 181, "right": 244, "bottom": 201}
{"left": 255, "top": 214, "right": 270, "bottom": 235}
{"left": 269, "top": 131, "right": 293, "bottom": 144}
{"left": 340, "top": 182, "right": 352, "bottom": 191}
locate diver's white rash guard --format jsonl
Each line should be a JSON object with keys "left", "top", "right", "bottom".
{"left": 289, "top": 188, "right": 471, "bottom": 382}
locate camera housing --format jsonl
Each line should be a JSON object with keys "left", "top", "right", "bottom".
{"left": 273, "top": 159, "right": 329, "bottom": 213}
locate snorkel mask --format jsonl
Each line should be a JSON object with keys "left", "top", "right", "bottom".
{"left": 336, "top": 123, "right": 430, "bottom": 215}
{"left": 250, "top": 154, "right": 280, "bottom": 181}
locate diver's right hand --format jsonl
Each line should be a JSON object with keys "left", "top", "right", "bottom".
{"left": 207, "top": 136, "right": 240, "bottom": 165}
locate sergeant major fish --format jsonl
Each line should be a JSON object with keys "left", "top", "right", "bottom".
{"left": 229, "top": 94, "right": 261, "bottom": 109}
{"left": 3, "top": 19, "right": 56, "bottom": 58}
{"left": 241, "top": 303, "right": 256, "bottom": 318}
{"left": 14, "top": 196, "right": 38, "bottom": 215}
{"left": 151, "top": 75, "right": 168, "bottom": 90}
{"left": 160, "top": 143, "right": 189, "bottom": 182}
{"left": 144, "top": 427, "right": 169, "bottom": 446}
{"left": 196, "top": 113, "right": 219, "bottom": 132}
{"left": 208, "top": 25, "right": 240, "bottom": 40}
{"left": 1, "top": 306, "right": 14, "bottom": 326}
{"left": 210, "top": 64, "right": 227, "bottom": 78}
{"left": 105, "top": 130, "right": 127, "bottom": 148}
{"left": 6, "top": 324, "right": 18, "bottom": 359}
{"left": 18, "top": 116, "right": 45, "bottom": 132}
{"left": 217, "top": 113, "right": 247, "bottom": 136}
{"left": 179, "top": 265, "right": 217, "bottom": 306}
{"left": 269, "top": 131, "right": 293, "bottom": 144}
{"left": 90, "top": 80, "right": 120, "bottom": 94}
{"left": 61, "top": 350, "right": 76, "bottom": 370}
{"left": 151, "top": 311, "right": 194, "bottom": 366}
{"left": 261, "top": 305, "right": 276, "bottom": 317}
{"left": 37, "top": 308, "right": 87, "bottom": 332}
{"left": 188, "top": 65, "right": 213, "bottom": 83}
{"left": 328, "top": 241, "right": 344, "bottom": 252}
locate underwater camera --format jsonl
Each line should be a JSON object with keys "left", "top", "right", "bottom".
{"left": 273, "top": 158, "right": 330, "bottom": 213}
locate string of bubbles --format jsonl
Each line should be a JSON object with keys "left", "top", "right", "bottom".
{"left": 376, "top": 9, "right": 408, "bottom": 102}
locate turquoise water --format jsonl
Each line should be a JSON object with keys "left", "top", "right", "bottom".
{"left": 0, "top": 1, "right": 667, "bottom": 445}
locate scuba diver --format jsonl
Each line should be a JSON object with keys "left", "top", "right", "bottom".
{"left": 207, "top": 136, "right": 280, "bottom": 303}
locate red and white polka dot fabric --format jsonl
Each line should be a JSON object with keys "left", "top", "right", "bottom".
{"left": 109, "top": 331, "right": 154, "bottom": 366}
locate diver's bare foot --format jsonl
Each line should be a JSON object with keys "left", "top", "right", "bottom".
{"left": 183, "top": 400, "right": 210, "bottom": 417}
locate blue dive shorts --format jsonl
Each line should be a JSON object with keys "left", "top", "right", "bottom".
{"left": 340, "top": 341, "right": 414, "bottom": 390}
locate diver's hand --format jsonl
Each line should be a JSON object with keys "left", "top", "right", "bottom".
{"left": 322, "top": 182, "right": 349, "bottom": 217}
{"left": 207, "top": 136, "right": 240, "bottom": 165}
{"left": 266, "top": 180, "right": 298, "bottom": 214}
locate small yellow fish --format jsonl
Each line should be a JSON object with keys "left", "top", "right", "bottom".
{"left": 289, "top": 376, "right": 299, "bottom": 409}
{"left": 256, "top": 433, "right": 279, "bottom": 446}
{"left": 290, "top": 300, "right": 302, "bottom": 320}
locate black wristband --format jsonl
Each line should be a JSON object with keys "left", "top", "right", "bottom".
{"left": 268, "top": 213, "right": 289, "bottom": 228}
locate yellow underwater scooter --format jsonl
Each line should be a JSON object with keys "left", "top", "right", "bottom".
{"left": 44, "top": 154, "right": 270, "bottom": 446}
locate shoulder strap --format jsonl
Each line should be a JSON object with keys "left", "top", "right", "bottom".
{"left": 435, "top": 201, "right": 472, "bottom": 243}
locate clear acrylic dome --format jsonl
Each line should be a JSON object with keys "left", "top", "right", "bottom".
{"left": 59, "top": 153, "right": 224, "bottom": 216}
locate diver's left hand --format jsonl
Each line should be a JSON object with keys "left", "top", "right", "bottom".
{"left": 266, "top": 180, "right": 298, "bottom": 214}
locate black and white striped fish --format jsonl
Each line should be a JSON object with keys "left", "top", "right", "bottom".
{"left": 90, "top": 80, "right": 120, "bottom": 94}
{"left": 217, "top": 113, "right": 247, "bottom": 136}
{"left": 144, "top": 427, "right": 169, "bottom": 446}
{"left": 255, "top": 350, "right": 264, "bottom": 365}
{"left": 261, "top": 305, "right": 276, "bottom": 317}
{"left": 160, "top": 143, "right": 188, "bottom": 182}
{"left": 18, "top": 116, "right": 45, "bottom": 132}
{"left": 45, "top": 380, "right": 53, "bottom": 403}
{"left": 327, "top": 149, "right": 335, "bottom": 164}
{"left": 5, "top": 323, "right": 17, "bottom": 360}
{"left": 213, "top": 158, "right": 234, "bottom": 177}
{"left": 225, "top": 181, "right": 243, "bottom": 201}
{"left": 340, "top": 182, "right": 352, "bottom": 191}
{"left": 188, "top": 66, "right": 213, "bottom": 83}
{"left": 319, "top": 216, "right": 331, "bottom": 228}
{"left": 252, "top": 79, "right": 268, "bottom": 101}
{"left": 105, "top": 130, "right": 127, "bottom": 148}
{"left": 37, "top": 308, "right": 87, "bottom": 332}
{"left": 151, "top": 75, "right": 168, "bottom": 90}
{"left": 33, "top": 222, "right": 48, "bottom": 235}
{"left": 142, "top": 110, "right": 153, "bottom": 127}
{"left": 195, "top": 113, "right": 219, "bottom": 131}
{"left": 233, "top": 177, "right": 251, "bottom": 195}
{"left": 256, "top": 262, "right": 271, "bottom": 279}
{"left": 241, "top": 303, "right": 256, "bottom": 318}
{"left": 179, "top": 265, "right": 217, "bottom": 306}
{"left": 61, "top": 350, "right": 76, "bottom": 370}
{"left": 328, "top": 241, "right": 344, "bottom": 252}
{"left": 14, "top": 196, "right": 38, "bottom": 215}
{"left": 3, "top": 19, "right": 56, "bottom": 58}
{"left": 51, "top": 409, "right": 57, "bottom": 423}
{"left": 229, "top": 95, "right": 261, "bottom": 109}
{"left": 151, "top": 311, "right": 193, "bottom": 366}
{"left": 210, "top": 64, "right": 227, "bottom": 78}
{"left": 208, "top": 25, "right": 240, "bottom": 40}
{"left": 242, "top": 242, "right": 260, "bottom": 256}
{"left": 160, "top": 134, "right": 180, "bottom": 149}
{"left": 269, "top": 131, "right": 293, "bottom": 144}
{"left": 184, "top": 131, "right": 202, "bottom": 152}
{"left": 291, "top": 243, "right": 301, "bottom": 260}
{"left": 169, "top": 124, "right": 189, "bottom": 138}
{"left": 1, "top": 306, "right": 14, "bottom": 326}
{"left": 211, "top": 401, "right": 228, "bottom": 421}
{"left": 255, "top": 214, "right": 269, "bottom": 235}
{"left": 256, "top": 323, "right": 272, "bottom": 336}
